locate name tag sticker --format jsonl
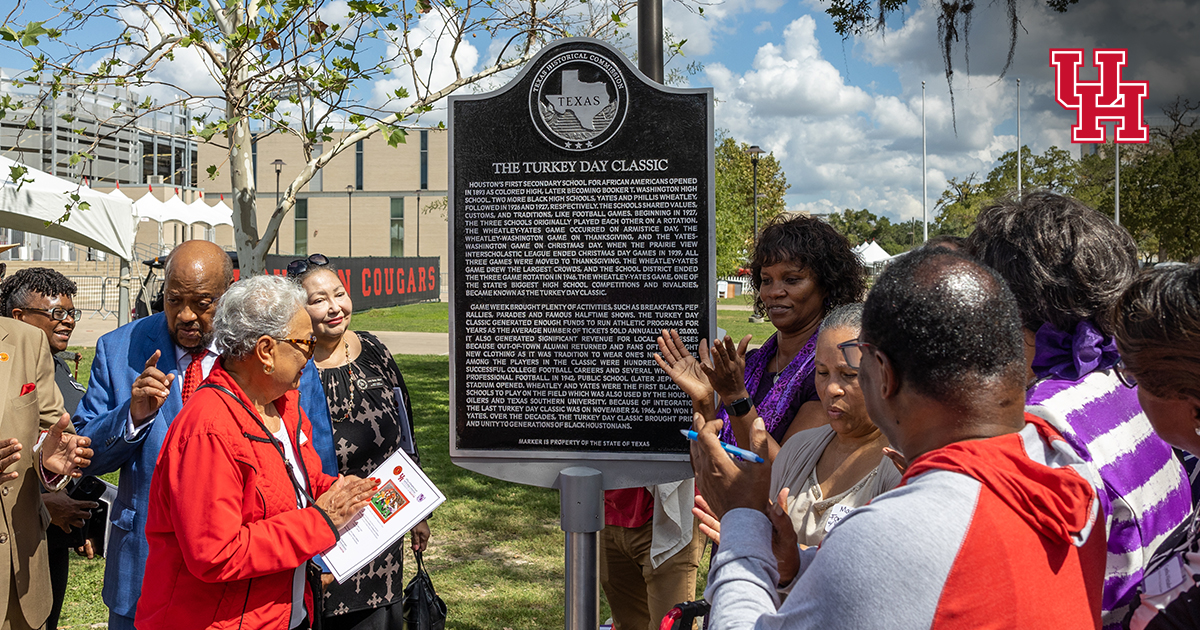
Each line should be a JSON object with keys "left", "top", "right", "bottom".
{"left": 364, "top": 376, "right": 388, "bottom": 390}
{"left": 1143, "top": 555, "right": 1187, "bottom": 596}
{"left": 825, "top": 504, "right": 855, "bottom": 532}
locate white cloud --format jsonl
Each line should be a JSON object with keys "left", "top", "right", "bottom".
{"left": 370, "top": 10, "right": 483, "bottom": 125}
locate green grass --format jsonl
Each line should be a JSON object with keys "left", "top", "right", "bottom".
{"left": 717, "top": 311, "right": 777, "bottom": 347}
{"left": 59, "top": 353, "right": 710, "bottom": 629}
{"left": 717, "top": 292, "right": 756, "bottom": 307}
{"left": 349, "top": 302, "right": 449, "bottom": 333}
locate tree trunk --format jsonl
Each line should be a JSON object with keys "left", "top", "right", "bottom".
{"left": 227, "top": 53, "right": 264, "bottom": 277}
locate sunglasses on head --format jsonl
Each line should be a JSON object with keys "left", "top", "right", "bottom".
{"left": 286, "top": 254, "right": 330, "bottom": 278}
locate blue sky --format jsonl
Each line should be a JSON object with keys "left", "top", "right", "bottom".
{"left": 660, "top": 0, "right": 1200, "bottom": 221}
{"left": 3, "top": 0, "right": 1196, "bottom": 224}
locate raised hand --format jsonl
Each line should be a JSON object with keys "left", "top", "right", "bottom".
{"left": 41, "top": 414, "right": 93, "bottom": 478}
{"left": 701, "top": 334, "right": 753, "bottom": 404}
{"left": 131, "top": 350, "right": 175, "bottom": 427}
{"left": 0, "top": 438, "right": 21, "bottom": 483}
{"left": 654, "top": 329, "right": 715, "bottom": 404}
{"left": 316, "top": 475, "right": 380, "bottom": 529}
{"left": 689, "top": 411, "right": 771, "bottom": 520}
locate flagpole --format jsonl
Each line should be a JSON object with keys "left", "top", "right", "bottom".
{"left": 1017, "top": 78, "right": 1022, "bottom": 197}
{"left": 922, "top": 81, "right": 927, "bottom": 243}
{"left": 1115, "top": 140, "right": 1120, "bottom": 226}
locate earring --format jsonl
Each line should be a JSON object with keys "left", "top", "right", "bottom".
{"left": 263, "top": 364, "right": 275, "bottom": 374}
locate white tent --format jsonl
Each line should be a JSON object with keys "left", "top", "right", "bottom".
{"left": 856, "top": 240, "right": 893, "bottom": 265}
{"left": 0, "top": 155, "right": 135, "bottom": 260}
{"left": 132, "top": 191, "right": 167, "bottom": 223}
{"left": 188, "top": 197, "right": 233, "bottom": 227}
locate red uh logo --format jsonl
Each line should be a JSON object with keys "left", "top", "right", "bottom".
{"left": 1050, "top": 49, "right": 1149, "bottom": 143}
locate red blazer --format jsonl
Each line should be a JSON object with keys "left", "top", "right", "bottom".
{"left": 136, "top": 362, "right": 339, "bottom": 630}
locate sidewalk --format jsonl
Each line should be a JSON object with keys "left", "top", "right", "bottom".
{"left": 68, "top": 316, "right": 449, "bottom": 356}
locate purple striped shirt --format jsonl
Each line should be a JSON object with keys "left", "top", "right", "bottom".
{"left": 1027, "top": 369, "right": 1191, "bottom": 630}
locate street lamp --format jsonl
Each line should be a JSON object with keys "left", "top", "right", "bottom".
{"left": 271, "top": 159, "right": 285, "bottom": 254}
{"left": 746, "top": 145, "right": 766, "bottom": 324}
{"left": 746, "top": 145, "right": 765, "bottom": 248}
{"left": 416, "top": 190, "right": 421, "bottom": 257}
{"left": 346, "top": 184, "right": 354, "bottom": 256}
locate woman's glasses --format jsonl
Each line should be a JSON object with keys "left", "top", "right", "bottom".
{"left": 1115, "top": 360, "right": 1138, "bottom": 389}
{"left": 286, "top": 254, "right": 330, "bottom": 278}
{"left": 22, "top": 307, "right": 82, "bottom": 322}
{"left": 275, "top": 334, "right": 317, "bottom": 357}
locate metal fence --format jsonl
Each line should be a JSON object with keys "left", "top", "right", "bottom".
{"left": 68, "top": 275, "right": 119, "bottom": 319}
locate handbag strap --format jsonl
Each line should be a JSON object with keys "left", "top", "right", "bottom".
{"left": 198, "top": 382, "right": 316, "bottom": 509}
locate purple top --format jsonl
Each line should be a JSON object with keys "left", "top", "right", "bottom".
{"left": 1025, "top": 320, "right": 1190, "bottom": 629}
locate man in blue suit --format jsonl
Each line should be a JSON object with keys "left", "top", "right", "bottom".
{"left": 73, "top": 240, "right": 232, "bottom": 630}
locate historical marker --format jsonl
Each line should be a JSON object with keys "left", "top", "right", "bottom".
{"left": 449, "top": 38, "right": 715, "bottom": 487}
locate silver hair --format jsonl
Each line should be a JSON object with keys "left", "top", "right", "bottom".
{"left": 212, "top": 275, "right": 306, "bottom": 359}
{"left": 822, "top": 302, "right": 864, "bottom": 332}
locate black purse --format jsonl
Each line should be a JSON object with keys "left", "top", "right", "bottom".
{"left": 403, "top": 550, "right": 446, "bottom": 630}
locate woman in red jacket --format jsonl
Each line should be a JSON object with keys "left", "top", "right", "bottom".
{"left": 136, "top": 275, "right": 378, "bottom": 630}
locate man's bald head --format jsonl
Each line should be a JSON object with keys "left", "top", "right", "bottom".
{"left": 862, "top": 248, "right": 1026, "bottom": 405}
{"left": 164, "top": 240, "right": 233, "bottom": 287}
{"left": 162, "top": 240, "right": 233, "bottom": 350}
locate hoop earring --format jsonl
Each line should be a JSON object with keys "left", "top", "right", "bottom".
{"left": 263, "top": 364, "right": 275, "bottom": 374}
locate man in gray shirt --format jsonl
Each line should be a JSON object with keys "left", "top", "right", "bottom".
{"left": 690, "top": 248, "right": 1107, "bottom": 629}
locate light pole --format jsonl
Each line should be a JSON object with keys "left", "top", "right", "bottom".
{"left": 1016, "top": 78, "right": 1022, "bottom": 198}
{"left": 922, "top": 81, "right": 928, "bottom": 243}
{"left": 346, "top": 185, "right": 354, "bottom": 256}
{"left": 272, "top": 159, "right": 285, "bottom": 254}
{"left": 747, "top": 146, "right": 765, "bottom": 247}
{"left": 746, "top": 145, "right": 766, "bottom": 324}
{"left": 416, "top": 190, "right": 421, "bottom": 257}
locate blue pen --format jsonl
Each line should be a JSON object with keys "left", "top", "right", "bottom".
{"left": 679, "top": 429, "right": 765, "bottom": 463}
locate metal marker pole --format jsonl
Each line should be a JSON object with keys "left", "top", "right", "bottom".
{"left": 638, "top": 0, "right": 663, "bottom": 83}
{"left": 557, "top": 467, "right": 603, "bottom": 630}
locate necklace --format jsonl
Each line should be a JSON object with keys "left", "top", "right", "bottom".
{"left": 340, "top": 340, "right": 368, "bottom": 423}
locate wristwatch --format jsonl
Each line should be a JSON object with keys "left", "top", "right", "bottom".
{"left": 727, "top": 397, "right": 752, "bottom": 417}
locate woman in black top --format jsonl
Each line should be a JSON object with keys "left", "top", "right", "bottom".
{"left": 294, "top": 261, "right": 431, "bottom": 630}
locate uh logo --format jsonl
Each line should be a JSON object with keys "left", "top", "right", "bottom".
{"left": 1050, "top": 49, "right": 1149, "bottom": 143}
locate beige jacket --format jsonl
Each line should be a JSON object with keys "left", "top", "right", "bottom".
{"left": 0, "top": 318, "right": 66, "bottom": 629}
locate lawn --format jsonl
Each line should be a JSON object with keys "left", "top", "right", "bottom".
{"left": 58, "top": 351, "right": 710, "bottom": 629}
{"left": 349, "top": 302, "right": 449, "bottom": 333}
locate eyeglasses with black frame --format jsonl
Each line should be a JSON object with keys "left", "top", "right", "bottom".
{"left": 837, "top": 339, "right": 874, "bottom": 370}
{"left": 274, "top": 333, "right": 317, "bottom": 357}
{"left": 1115, "top": 360, "right": 1138, "bottom": 389}
{"left": 286, "top": 254, "right": 330, "bottom": 278}
{"left": 21, "top": 307, "right": 83, "bottom": 322}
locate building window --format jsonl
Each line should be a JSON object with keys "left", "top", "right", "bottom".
{"left": 355, "top": 140, "right": 364, "bottom": 190}
{"left": 419, "top": 130, "right": 428, "bottom": 190}
{"left": 390, "top": 198, "right": 404, "bottom": 257}
{"left": 295, "top": 199, "right": 308, "bottom": 256}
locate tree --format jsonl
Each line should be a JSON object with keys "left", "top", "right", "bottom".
{"left": 2, "top": 0, "right": 698, "bottom": 274}
{"left": 826, "top": 207, "right": 915, "bottom": 255}
{"left": 714, "top": 135, "right": 788, "bottom": 276}
{"left": 1119, "top": 128, "right": 1200, "bottom": 262}
{"left": 931, "top": 174, "right": 984, "bottom": 237}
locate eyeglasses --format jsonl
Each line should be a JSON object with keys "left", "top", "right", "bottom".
{"left": 837, "top": 339, "right": 874, "bottom": 369}
{"left": 286, "top": 254, "right": 330, "bottom": 278}
{"left": 21, "top": 307, "right": 82, "bottom": 322}
{"left": 275, "top": 334, "right": 317, "bottom": 357}
{"left": 1115, "top": 360, "right": 1138, "bottom": 389}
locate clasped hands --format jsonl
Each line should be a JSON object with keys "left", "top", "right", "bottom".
{"left": 654, "top": 329, "right": 754, "bottom": 408}
{"left": 1, "top": 414, "right": 94, "bottom": 485}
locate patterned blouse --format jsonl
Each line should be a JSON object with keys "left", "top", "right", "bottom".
{"left": 318, "top": 331, "right": 421, "bottom": 617}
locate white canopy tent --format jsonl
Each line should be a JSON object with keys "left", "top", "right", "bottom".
{"left": 856, "top": 240, "right": 894, "bottom": 265}
{"left": 0, "top": 155, "right": 137, "bottom": 323}
{"left": 0, "top": 155, "right": 135, "bottom": 260}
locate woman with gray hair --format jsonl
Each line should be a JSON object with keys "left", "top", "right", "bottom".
{"left": 136, "top": 275, "right": 380, "bottom": 630}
